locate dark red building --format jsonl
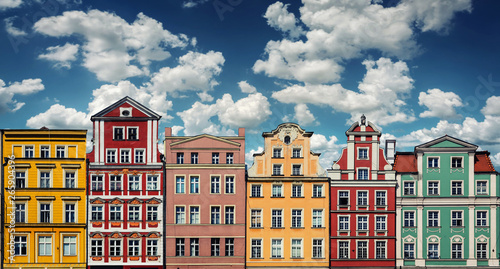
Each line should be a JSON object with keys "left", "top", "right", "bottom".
{"left": 327, "top": 115, "right": 396, "bottom": 268}
{"left": 87, "top": 96, "right": 164, "bottom": 269}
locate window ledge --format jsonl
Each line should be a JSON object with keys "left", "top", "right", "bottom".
{"left": 290, "top": 227, "right": 304, "bottom": 229}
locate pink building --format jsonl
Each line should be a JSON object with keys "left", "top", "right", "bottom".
{"left": 164, "top": 128, "right": 246, "bottom": 269}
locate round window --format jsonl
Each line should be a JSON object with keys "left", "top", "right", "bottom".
{"left": 284, "top": 135, "right": 291, "bottom": 145}
{"left": 122, "top": 110, "right": 130, "bottom": 116}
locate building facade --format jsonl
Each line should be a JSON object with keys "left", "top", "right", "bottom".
{"left": 246, "top": 123, "right": 330, "bottom": 269}
{"left": 394, "top": 135, "right": 500, "bottom": 268}
{"left": 2, "top": 128, "right": 87, "bottom": 269}
{"left": 164, "top": 127, "right": 246, "bottom": 269}
{"left": 328, "top": 116, "right": 396, "bottom": 268}
{"left": 87, "top": 97, "right": 164, "bottom": 269}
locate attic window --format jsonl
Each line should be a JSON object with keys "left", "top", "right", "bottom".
{"left": 120, "top": 107, "right": 132, "bottom": 117}
{"left": 284, "top": 136, "right": 291, "bottom": 145}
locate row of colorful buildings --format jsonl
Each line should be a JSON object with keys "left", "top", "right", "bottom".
{"left": 1, "top": 96, "right": 499, "bottom": 269}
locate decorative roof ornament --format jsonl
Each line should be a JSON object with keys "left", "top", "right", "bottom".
{"left": 361, "top": 114, "right": 366, "bottom": 125}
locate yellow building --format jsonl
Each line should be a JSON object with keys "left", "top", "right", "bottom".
{"left": 246, "top": 123, "right": 329, "bottom": 269}
{"left": 2, "top": 129, "right": 87, "bottom": 269}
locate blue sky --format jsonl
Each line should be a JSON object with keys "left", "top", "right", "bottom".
{"left": 2, "top": 0, "right": 500, "bottom": 168}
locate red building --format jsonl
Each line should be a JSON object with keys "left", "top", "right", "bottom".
{"left": 327, "top": 115, "right": 396, "bottom": 268}
{"left": 87, "top": 96, "right": 164, "bottom": 269}
{"left": 164, "top": 127, "right": 246, "bottom": 269}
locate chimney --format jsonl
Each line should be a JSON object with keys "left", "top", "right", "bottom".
{"left": 385, "top": 139, "right": 396, "bottom": 165}
{"left": 238, "top": 128, "right": 245, "bottom": 137}
{"left": 165, "top": 127, "right": 172, "bottom": 137}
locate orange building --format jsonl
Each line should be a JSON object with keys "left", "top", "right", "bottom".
{"left": 246, "top": 123, "right": 329, "bottom": 269}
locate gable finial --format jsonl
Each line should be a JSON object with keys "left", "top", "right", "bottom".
{"left": 361, "top": 114, "right": 366, "bottom": 125}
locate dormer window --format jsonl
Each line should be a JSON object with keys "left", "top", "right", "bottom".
{"left": 120, "top": 107, "right": 132, "bottom": 117}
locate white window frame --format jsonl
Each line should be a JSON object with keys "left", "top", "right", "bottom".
{"left": 251, "top": 238, "right": 262, "bottom": 258}
{"left": 291, "top": 184, "right": 303, "bottom": 198}
{"left": 428, "top": 211, "right": 440, "bottom": 227}
{"left": 226, "top": 152, "right": 234, "bottom": 164}
{"left": 128, "top": 205, "right": 141, "bottom": 221}
{"left": 291, "top": 164, "right": 302, "bottom": 176}
{"left": 40, "top": 145, "right": 50, "bottom": 158}
{"left": 312, "top": 209, "right": 323, "bottom": 228}
{"left": 339, "top": 241, "right": 349, "bottom": 259}
{"left": 175, "top": 175, "right": 185, "bottom": 194}
{"left": 292, "top": 148, "right": 301, "bottom": 158}
{"left": 272, "top": 184, "right": 283, "bottom": 197}
{"left": 428, "top": 181, "right": 439, "bottom": 195}
{"left": 175, "top": 206, "right": 186, "bottom": 224}
{"left": 64, "top": 202, "right": 77, "bottom": 223}
{"left": 451, "top": 242, "right": 462, "bottom": 259}
{"left": 212, "top": 152, "right": 219, "bottom": 164}
{"left": 338, "top": 190, "right": 349, "bottom": 206}
{"left": 106, "top": 149, "right": 117, "bottom": 163}
{"left": 451, "top": 210, "right": 463, "bottom": 227}
{"left": 273, "top": 164, "right": 283, "bottom": 176}
{"left": 291, "top": 209, "right": 303, "bottom": 228}
{"left": 113, "top": 126, "right": 125, "bottom": 140}
{"left": 357, "top": 215, "right": 368, "bottom": 231}
{"left": 250, "top": 209, "right": 262, "bottom": 228}
{"left": 250, "top": 184, "right": 262, "bottom": 197}
{"left": 147, "top": 175, "right": 159, "bottom": 190}
{"left": 427, "top": 156, "right": 440, "bottom": 168}
{"left": 476, "top": 180, "right": 488, "bottom": 195}
{"left": 271, "top": 238, "right": 283, "bottom": 258}
{"left": 451, "top": 156, "right": 464, "bottom": 168}
{"left": 225, "top": 205, "right": 235, "bottom": 224}
{"left": 338, "top": 215, "right": 350, "bottom": 231}
{"left": 210, "top": 175, "right": 221, "bottom": 194}
{"left": 357, "top": 147, "right": 369, "bottom": 160}
{"left": 128, "top": 239, "right": 141, "bottom": 256}
{"left": 39, "top": 170, "right": 52, "bottom": 188}
{"left": 189, "top": 206, "right": 200, "bottom": 224}
{"left": 357, "top": 191, "right": 368, "bottom": 206}
{"left": 211, "top": 206, "right": 221, "bottom": 224}
{"left": 476, "top": 211, "right": 488, "bottom": 227}
{"left": 128, "top": 175, "right": 141, "bottom": 191}
{"left": 451, "top": 180, "right": 463, "bottom": 195}
{"left": 273, "top": 147, "right": 283, "bottom": 158}
{"left": 190, "top": 176, "right": 200, "bottom": 194}
{"left": 64, "top": 170, "right": 77, "bottom": 188}
{"left": 403, "top": 211, "right": 415, "bottom": 227}
{"left": 24, "top": 145, "right": 34, "bottom": 158}
{"left": 109, "top": 175, "right": 122, "bottom": 191}
{"left": 38, "top": 235, "right": 52, "bottom": 256}
{"left": 312, "top": 238, "right": 324, "bottom": 258}
{"left": 375, "top": 190, "right": 386, "bottom": 206}
{"left": 312, "top": 184, "right": 323, "bottom": 198}
{"left": 357, "top": 240, "right": 368, "bottom": 259}
{"left": 134, "top": 149, "right": 145, "bottom": 163}
{"left": 375, "top": 240, "right": 386, "bottom": 259}
{"left": 109, "top": 239, "right": 122, "bottom": 256}
{"left": 225, "top": 176, "right": 235, "bottom": 194}
{"left": 109, "top": 205, "right": 122, "bottom": 221}
{"left": 120, "top": 149, "right": 131, "bottom": 163}
{"left": 291, "top": 238, "right": 303, "bottom": 258}
{"left": 271, "top": 209, "right": 283, "bottom": 228}
{"left": 91, "top": 205, "right": 103, "bottom": 221}
{"left": 375, "top": 215, "right": 387, "bottom": 231}
{"left": 56, "top": 145, "right": 66, "bottom": 158}
{"left": 127, "top": 126, "right": 139, "bottom": 140}
{"left": 403, "top": 181, "right": 415, "bottom": 195}
{"left": 357, "top": 167, "right": 369, "bottom": 180}
{"left": 39, "top": 202, "right": 52, "bottom": 223}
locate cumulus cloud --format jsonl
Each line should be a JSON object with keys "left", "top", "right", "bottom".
{"left": 481, "top": 96, "right": 500, "bottom": 116}
{"left": 4, "top": 17, "right": 27, "bottom": 36}
{"left": 310, "top": 133, "right": 343, "bottom": 169}
{"left": 245, "top": 146, "right": 264, "bottom": 166}
{"left": 293, "top": 104, "right": 316, "bottom": 126}
{"left": 0, "top": 0, "right": 22, "bottom": 10}
{"left": 38, "top": 43, "right": 79, "bottom": 69}
{"left": 264, "top": 2, "right": 304, "bottom": 39}
{"left": 34, "top": 10, "right": 191, "bottom": 82}
{"left": 418, "top": 88, "right": 463, "bottom": 119}
{"left": 238, "top": 81, "right": 257, "bottom": 93}
{"left": 0, "top": 78, "right": 44, "bottom": 113}
{"left": 26, "top": 104, "right": 90, "bottom": 129}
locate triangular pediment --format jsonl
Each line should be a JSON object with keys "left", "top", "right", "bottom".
{"left": 91, "top": 96, "right": 161, "bottom": 120}
{"left": 170, "top": 134, "right": 240, "bottom": 148}
{"left": 416, "top": 135, "right": 477, "bottom": 152}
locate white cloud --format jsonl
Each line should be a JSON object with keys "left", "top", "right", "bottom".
{"left": 177, "top": 101, "right": 234, "bottom": 136}
{"left": 182, "top": 0, "right": 209, "bottom": 8}
{"left": 0, "top": 0, "right": 22, "bottom": 10}
{"left": 0, "top": 78, "right": 44, "bottom": 113}
{"left": 34, "top": 10, "right": 190, "bottom": 82}
{"left": 171, "top": 126, "right": 184, "bottom": 136}
{"left": 4, "top": 17, "right": 27, "bottom": 36}
{"left": 310, "top": 133, "right": 343, "bottom": 169}
{"left": 38, "top": 43, "right": 79, "bottom": 69}
{"left": 481, "top": 96, "right": 500, "bottom": 116}
{"left": 238, "top": 80, "right": 257, "bottom": 93}
{"left": 490, "top": 152, "right": 500, "bottom": 169}
{"left": 418, "top": 88, "right": 463, "bottom": 119}
{"left": 246, "top": 146, "right": 264, "bottom": 166}
{"left": 197, "top": 92, "right": 214, "bottom": 102}
{"left": 293, "top": 103, "right": 316, "bottom": 126}
{"left": 264, "top": 2, "right": 304, "bottom": 39}
{"left": 26, "top": 104, "right": 90, "bottom": 129}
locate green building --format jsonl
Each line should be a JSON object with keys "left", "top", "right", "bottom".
{"left": 394, "top": 135, "right": 499, "bottom": 268}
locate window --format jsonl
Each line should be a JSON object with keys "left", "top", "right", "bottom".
{"left": 273, "top": 164, "right": 282, "bottom": 176}
{"left": 15, "top": 203, "right": 25, "bottom": 223}
{"left": 273, "top": 148, "right": 282, "bottom": 158}
{"left": 25, "top": 146, "right": 34, "bottom": 158}
{"left": 110, "top": 175, "right": 122, "bottom": 191}
{"left": 225, "top": 176, "right": 235, "bottom": 194}
{"left": 251, "top": 184, "right": 261, "bottom": 197}
{"left": 177, "top": 153, "right": 184, "bottom": 164}
{"left": 404, "top": 243, "right": 415, "bottom": 259}
{"left": 376, "top": 191, "right": 386, "bottom": 206}
{"left": 65, "top": 172, "right": 76, "bottom": 188}
{"left": 14, "top": 236, "right": 27, "bottom": 256}
{"left": 107, "top": 149, "right": 116, "bottom": 163}
{"left": 15, "top": 172, "right": 25, "bottom": 188}
{"left": 477, "top": 211, "right": 487, "bottom": 226}
{"left": 129, "top": 205, "right": 140, "bottom": 221}
{"left": 176, "top": 206, "right": 185, "bottom": 224}
{"left": 114, "top": 127, "right": 124, "bottom": 140}
{"left": 404, "top": 211, "right": 415, "bottom": 227}
{"left": 120, "top": 149, "right": 130, "bottom": 163}
{"left": 39, "top": 236, "right": 52, "bottom": 256}
{"left": 284, "top": 136, "right": 291, "bottom": 144}
{"left": 110, "top": 206, "right": 121, "bottom": 221}
{"left": 147, "top": 239, "right": 158, "bottom": 256}
{"left": 477, "top": 243, "right": 487, "bottom": 259}
{"left": 312, "top": 239, "right": 323, "bottom": 258}
{"left": 452, "top": 243, "right": 462, "bottom": 259}
{"left": 190, "top": 206, "right": 200, "bottom": 224}
{"left": 357, "top": 241, "right": 368, "bottom": 259}
{"left": 357, "top": 216, "right": 368, "bottom": 230}
{"left": 91, "top": 175, "right": 103, "bottom": 191}
{"left": 211, "top": 238, "right": 220, "bottom": 256}
{"left": 41, "top": 146, "right": 50, "bottom": 158}
{"left": 477, "top": 181, "right": 488, "bottom": 195}
{"left": 211, "top": 206, "right": 221, "bottom": 224}
{"left": 211, "top": 176, "right": 220, "bottom": 193}
{"left": 251, "top": 209, "right": 262, "bottom": 228}
{"left": 63, "top": 236, "right": 77, "bottom": 256}
{"left": 339, "top": 241, "right": 349, "bottom": 259}
{"left": 358, "top": 148, "right": 368, "bottom": 159}
{"left": 428, "top": 181, "right": 439, "bottom": 195}
{"left": 292, "top": 164, "right": 301, "bottom": 176}
{"left": 291, "top": 209, "right": 302, "bottom": 228}
{"left": 452, "top": 181, "right": 462, "bottom": 195}
{"left": 292, "top": 148, "right": 301, "bottom": 158}
{"left": 376, "top": 241, "right": 386, "bottom": 259}
{"left": 251, "top": 239, "right": 262, "bottom": 258}
{"left": 339, "top": 216, "right": 349, "bottom": 230}
{"left": 451, "top": 157, "right": 463, "bottom": 168}
{"left": 272, "top": 184, "right": 283, "bottom": 197}
{"left": 212, "top": 153, "right": 219, "bottom": 164}
{"left": 91, "top": 206, "right": 103, "bottom": 221}
{"left": 272, "top": 239, "right": 283, "bottom": 258}
{"left": 428, "top": 243, "right": 439, "bottom": 259}
{"left": 40, "top": 171, "right": 51, "bottom": 188}
{"left": 292, "top": 184, "right": 302, "bottom": 197}
{"left": 376, "top": 216, "right": 386, "bottom": 230}
{"left": 312, "top": 184, "right": 323, "bottom": 197}
{"left": 225, "top": 238, "right": 234, "bottom": 256}
{"left": 40, "top": 203, "right": 50, "bottom": 223}
{"left": 109, "top": 240, "right": 121, "bottom": 256}
{"left": 128, "top": 175, "right": 140, "bottom": 191}
{"left": 128, "top": 127, "right": 138, "bottom": 140}
{"left": 428, "top": 211, "right": 439, "bottom": 227}
{"left": 312, "top": 209, "right": 323, "bottom": 228}
{"left": 358, "top": 168, "right": 368, "bottom": 180}
{"left": 428, "top": 157, "right": 439, "bottom": 168}
{"left": 225, "top": 206, "right": 235, "bottom": 224}
{"left": 176, "top": 238, "right": 184, "bottom": 256}
{"left": 65, "top": 203, "right": 76, "bottom": 223}
{"left": 91, "top": 240, "right": 103, "bottom": 256}
{"left": 291, "top": 239, "right": 302, "bottom": 258}
{"left": 357, "top": 191, "right": 368, "bottom": 206}
{"left": 191, "top": 153, "right": 198, "bottom": 164}
{"left": 190, "top": 238, "right": 199, "bottom": 256}
{"left": 452, "top": 211, "right": 463, "bottom": 226}
{"left": 147, "top": 175, "right": 159, "bottom": 190}
{"left": 272, "top": 209, "right": 283, "bottom": 228}
{"left": 176, "top": 176, "right": 185, "bottom": 193}
{"left": 56, "top": 146, "right": 65, "bottom": 158}
{"left": 147, "top": 206, "right": 158, "bottom": 221}
{"left": 404, "top": 182, "right": 415, "bottom": 195}
{"left": 135, "top": 149, "right": 144, "bottom": 163}
{"left": 226, "top": 153, "right": 234, "bottom": 164}
{"left": 129, "top": 240, "right": 140, "bottom": 256}
{"left": 339, "top": 191, "right": 349, "bottom": 205}
{"left": 190, "top": 176, "right": 199, "bottom": 194}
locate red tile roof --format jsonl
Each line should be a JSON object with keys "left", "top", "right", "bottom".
{"left": 475, "top": 151, "right": 496, "bottom": 172}
{"left": 393, "top": 153, "right": 417, "bottom": 173}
